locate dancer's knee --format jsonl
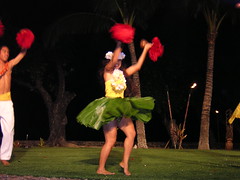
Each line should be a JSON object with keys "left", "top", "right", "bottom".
{"left": 126, "top": 128, "right": 136, "bottom": 139}
{"left": 104, "top": 137, "right": 117, "bottom": 148}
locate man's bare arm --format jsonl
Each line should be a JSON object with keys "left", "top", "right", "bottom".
{"left": 8, "top": 49, "right": 27, "bottom": 68}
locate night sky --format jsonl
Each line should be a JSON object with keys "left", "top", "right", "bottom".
{"left": 1, "top": 1, "right": 240, "bottom": 144}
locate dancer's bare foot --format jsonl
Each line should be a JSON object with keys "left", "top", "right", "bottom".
{"left": 119, "top": 162, "right": 131, "bottom": 176}
{"left": 123, "top": 169, "right": 131, "bottom": 176}
{"left": 96, "top": 169, "right": 115, "bottom": 175}
{"left": 1, "top": 160, "right": 10, "bottom": 166}
{"left": 119, "top": 162, "right": 124, "bottom": 168}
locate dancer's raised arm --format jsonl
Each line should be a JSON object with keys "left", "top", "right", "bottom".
{"left": 125, "top": 42, "right": 152, "bottom": 76}
{"left": 8, "top": 49, "right": 27, "bottom": 69}
{"left": 104, "top": 41, "right": 122, "bottom": 72}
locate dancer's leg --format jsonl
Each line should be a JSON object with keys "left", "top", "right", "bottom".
{"left": 97, "top": 120, "right": 117, "bottom": 175}
{"left": 0, "top": 101, "right": 14, "bottom": 166}
{"left": 118, "top": 117, "right": 136, "bottom": 176}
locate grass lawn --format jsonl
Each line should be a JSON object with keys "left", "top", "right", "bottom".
{"left": 0, "top": 147, "right": 240, "bottom": 180}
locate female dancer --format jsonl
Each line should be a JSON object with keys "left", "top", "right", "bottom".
{"left": 77, "top": 40, "right": 154, "bottom": 176}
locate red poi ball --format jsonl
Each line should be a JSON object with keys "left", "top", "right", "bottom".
{"left": 235, "top": 3, "right": 240, "bottom": 8}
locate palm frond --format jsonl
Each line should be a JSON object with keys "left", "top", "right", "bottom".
{"left": 43, "top": 12, "right": 116, "bottom": 48}
{"left": 91, "top": 0, "right": 162, "bottom": 29}
{"left": 115, "top": 0, "right": 124, "bottom": 21}
{"left": 203, "top": 6, "right": 226, "bottom": 33}
{"left": 128, "top": 12, "right": 136, "bottom": 25}
{"left": 43, "top": 0, "right": 164, "bottom": 49}
{"left": 216, "top": 12, "right": 227, "bottom": 31}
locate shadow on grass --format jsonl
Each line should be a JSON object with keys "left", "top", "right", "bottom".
{"left": 77, "top": 148, "right": 124, "bottom": 165}
{"left": 11, "top": 147, "right": 29, "bottom": 164}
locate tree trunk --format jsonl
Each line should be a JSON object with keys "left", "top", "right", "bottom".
{"left": 47, "top": 108, "right": 67, "bottom": 146}
{"left": 128, "top": 43, "right": 148, "bottom": 149}
{"left": 47, "top": 97, "right": 76, "bottom": 147}
{"left": 36, "top": 63, "right": 76, "bottom": 147}
{"left": 198, "top": 32, "right": 216, "bottom": 150}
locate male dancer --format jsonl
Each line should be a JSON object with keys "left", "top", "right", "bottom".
{"left": 0, "top": 45, "right": 27, "bottom": 165}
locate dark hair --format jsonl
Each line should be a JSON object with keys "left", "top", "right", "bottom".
{"left": 98, "top": 59, "right": 109, "bottom": 88}
{"left": 0, "top": 45, "right": 8, "bottom": 50}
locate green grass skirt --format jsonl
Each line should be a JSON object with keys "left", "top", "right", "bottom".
{"left": 76, "top": 97, "right": 155, "bottom": 130}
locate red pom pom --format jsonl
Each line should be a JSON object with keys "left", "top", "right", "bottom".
{"left": 236, "top": 3, "right": 240, "bottom": 8}
{"left": 109, "top": 23, "right": 135, "bottom": 43}
{"left": 149, "top": 37, "right": 164, "bottom": 62}
{"left": 0, "top": 21, "right": 4, "bottom": 37}
{"left": 16, "top": 28, "right": 35, "bottom": 49}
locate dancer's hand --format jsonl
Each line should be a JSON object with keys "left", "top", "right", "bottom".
{"left": 140, "top": 39, "right": 152, "bottom": 51}
{"left": 143, "top": 42, "right": 153, "bottom": 51}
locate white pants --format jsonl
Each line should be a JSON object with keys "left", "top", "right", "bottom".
{"left": 0, "top": 101, "right": 14, "bottom": 160}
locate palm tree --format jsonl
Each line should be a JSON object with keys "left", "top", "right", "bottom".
{"left": 116, "top": 1, "right": 149, "bottom": 149}
{"left": 184, "top": 0, "right": 229, "bottom": 149}
{"left": 198, "top": 6, "right": 225, "bottom": 150}
{"left": 43, "top": 0, "right": 162, "bottom": 148}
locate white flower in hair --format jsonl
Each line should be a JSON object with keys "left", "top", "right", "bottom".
{"left": 105, "top": 51, "right": 126, "bottom": 60}
{"left": 118, "top": 52, "right": 126, "bottom": 60}
{"left": 105, "top": 51, "right": 113, "bottom": 60}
